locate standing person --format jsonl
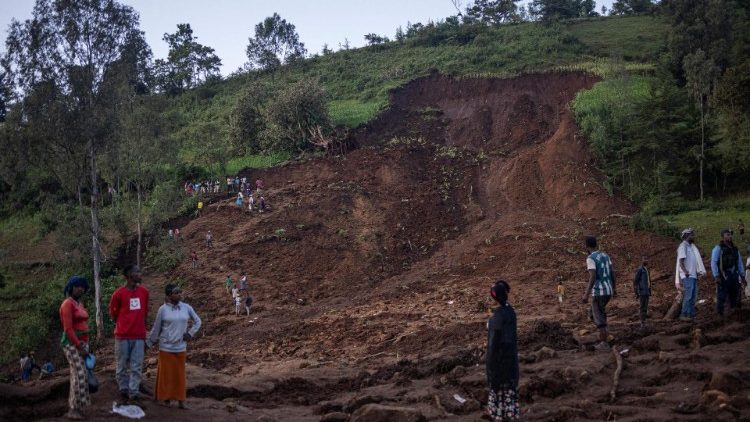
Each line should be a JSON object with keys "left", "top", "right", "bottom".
{"left": 711, "top": 228, "right": 745, "bottom": 317}
{"left": 174, "top": 228, "right": 181, "bottom": 240}
{"left": 234, "top": 295, "right": 242, "bottom": 316}
{"left": 486, "top": 280, "right": 519, "bottom": 421}
{"left": 38, "top": 359, "right": 54, "bottom": 380}
{"left": 225, "top": 275, "right": 233, "bottom": 294}
{"left": 233, "top": 176, "right": 240, "bottom": 193}
{"left": 236, "top": 191, "right": 244, "bottom": 207}
{"left": 168, "top": 229, "right": 174, "bottom": 239}
{"left": 581, "top": 235, "right": 616, "bottom": 351}
{"left": 226, "top": 177, "right": 233, "bottom": 193}
{"left": 59, "top": 276, "right": 91, "bottom": 420}
{"left": 255, "top": 179, "right": 263, "bottom": 191}
{"left": 147, "top": 284, "right": 202, "bottom": 409}
{"left": 557, "top": 281, "right": 565, "bottom": 307}
{"left": 244, "top": 295, "right": 253, "bottom": 316}
{"left": 259, "top": 196, "right": 266, "bottom": 213}
{"left": 633, "top": 255, "right": 651, "bottom": 326}
{"left": 19, "top": 354, "right": 30, "bottom": 381}
{"left": 196, "top": 201, "right": 203, "bottom": 217}
{"left": 231, "top": 284, "right": 240, "bottom": 303}
{"left": 675, "top": 228, "right": 706, "bottom": 322}
{"left": 239, "top": 273, "right": 248, "bottom": 294}
{"left": 248, "top": 195, "right": 254, "bottom": 213}
{"left": 190, "top": 251, "right": 199, "bottom": 269}
{"left": 738, "top": 219, "right": 745, "bottom": 242}
{"left": 205, "top": 231, "right": 213, "bottom": 250}
{"left": 109, "top": 265, "right": 150, "bottom": 407}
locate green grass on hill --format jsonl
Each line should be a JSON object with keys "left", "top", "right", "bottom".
{"left": 666, "top": 197, "right": 750, "bottom": 254}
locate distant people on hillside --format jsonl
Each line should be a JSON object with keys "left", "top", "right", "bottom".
{"left": 234, "top": 176, "right": 241, "bottom": 192}
{"left": 248, "top": 195, "right": 255, "bottom": 213}
{"left": 174, "top": 228, "right": 181, "bottom": 240}
{"left": 205, "top": 231, "right": 213, "bottom": 250}
{"left": 234, "top": 294, "right": 242, "bottom": 316}
{"left": 633, "top": 255, "right": 651, "bottom": 327}
{"left": 244, "top": 295, "right": 253, "bottom": 316}
{"left": 231, "top": 285, "right": 240, "bottom": 303}
{"left": 196, "top": 201, "right": 203, "bottom": 217}
{"left": 239, "top": 272, "right": 248, "bottom": 294}
{"left": 581, "top": 235, "right": 615, "bottom": 351}
{"left": 256, "top": 179, "right": 264, "bottom": 191}
{"left": 738, "top": 219, "right": 745, "bottom": 242}
{"left": 486, "top": 280, "right": 519, "bottom": 421}
{"left": 190, "top": 251, "right": 199, "bottom": 269}
{"left": 236, "top": 192, "right": 244, "bottom": 207}
{"left": 59, "top": 276, "right": 91, "bottom": 419}
{"left": 676, "top": 228, "right": 706, "bottom": 322}
{"left": 226, "top": 177, "right": 233, "bottom": 192}
{"left": 109, "top": 265, "right": 149, "bottom": 407}
{"left": 225, "top": 275, "right": 233, "bottom": 294}
{"left": 19, "top": 353, "right": 30, "bottom": 381}
{"left": 711, "top": 228, "right": 744, "bottom": 317}
{"left": 214, "top": 180, "right": 220, "bottom": 193}
{"left": 38, "top": 359, "right": 54, "bottom": 380}
{"left": 259, "top": 196, "right": 267, "bottom": 213}
{"left": 557, "top": 280, "right": 565, "bottom": 307}
{"left": 147, "top": 283, "right": 202, "bottom": 409}
{"left": 168, "top": 229, "right": 174, "bottom": 239}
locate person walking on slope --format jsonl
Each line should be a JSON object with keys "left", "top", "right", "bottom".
{"left": 711, "top": 228, "right": 745, "bottom": 317}
{"left": 225, "top": 275, "right": 233, "bottom": 294}
{"left": 676, "top": 228, "right": 706, "bottom": 322}
{"left": 557, "top": 280, "right": 565, "bottom": 307}
{"left": 486, "top": 280, "right": 520, "bottom": 421}
{"left": 633, "top": 255, "right": 651, "bottom": 326}
{"left": 581, "top": 235, "right": 616, "bottom": 351}
{"left": 244, "top": 295, "right": 253, "bottom": 316}
{"left": 59, "top": 276, "right": 92, "bottom": 420}
{"left": 190, "top": 251, "right": 199, "bottom": 269}
{"left": 247, "top": 194, "right": 254, "bottom": 213}
{"left": 109, "top": 265, "right": 150, "bottom": 407}
{"left": 205, "top": 231, "right": 213, "bottom": 250}
{"left": 147, "top": 284, "right": 201, "bottom": 409}
{"left": 239, "top": 272, "right": 248, "bottom": 294}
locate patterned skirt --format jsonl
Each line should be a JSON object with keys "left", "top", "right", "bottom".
{"left": 63, "top": 344, "right": 91, "bottom": 411}
{"left": 487, "top": 387, "right": 519, "bottom": 421}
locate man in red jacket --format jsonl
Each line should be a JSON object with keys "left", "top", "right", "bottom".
{"left": 109, "top": 265, "right": 149, "bottom": 406}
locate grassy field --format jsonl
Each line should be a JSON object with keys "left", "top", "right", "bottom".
{"left": 666, "top": 197, "right": 750, "bottom": 254}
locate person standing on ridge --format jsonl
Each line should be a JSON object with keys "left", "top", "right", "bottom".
{"left": 59, "top": 276, "right": 91, "bottom": 420}
{"left": 633, "top": 255, "right": 651, "bottom": 326}
{"left": 109, "top": 265, "right": 150, "bottom": 407}
{"left": 557, "top": 280, "right": 565, "bottom": 308}
{"left": 225, "top": 274, "right": 233, "bottom": 294}
{"left": 711, "top": 228, "right": 745, "bottom": 317}
{"left": 675, "top": 228, "right": 706, "bottom": 322}
{"left": 147, "top": 284, "right": 201, "bottom": 409}
{"left": 205, "top": 231, "right": 213, "bottom": 250}
{"left": 581, "top": 235, "right": 616, "bottom": 351}
{"left": 486, "top": 280, "right": 519, "bottom": 421}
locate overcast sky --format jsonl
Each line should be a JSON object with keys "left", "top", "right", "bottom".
{"left": 1, "top": 0, "right": 615, "bottom": 75}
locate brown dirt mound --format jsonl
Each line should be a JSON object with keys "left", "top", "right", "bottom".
{"left": 11, "top": 72, "right": 749, "bottom": 421}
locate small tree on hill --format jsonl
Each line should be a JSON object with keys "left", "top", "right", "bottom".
{"left": 529, "top": 0, "right": 597, "bottom": 21}
{"left": 246, "top": 13, "right": 307, "bottom": 72}
{"left": 155, "top": 23, "right": 222, "bottom": 93}
{"left": 260, "top": 78, "right": 331, "bottom": 152}
{"left": 364, "top": 33, "right": 390, "bottom": 45}
{"left": 611, "top": 0, "right": 655, "bottom": 15}
{"left": 230, "top": 83, "right": 268, "bottom": 153}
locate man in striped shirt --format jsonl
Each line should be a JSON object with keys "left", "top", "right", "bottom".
{"left": 581, "top": 235, "right": 616, "bottom": 351}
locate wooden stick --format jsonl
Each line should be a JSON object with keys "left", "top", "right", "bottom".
{"left": 610, "top": 346, "right": 623, "bottom": 401}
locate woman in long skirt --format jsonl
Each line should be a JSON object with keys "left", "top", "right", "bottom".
{"left": 486, "top": 280, "right": 520, "bottom": 421}
{"left": 147, "top": 284, "right": 202, "bottom": 408}
{"left": 59, "top": 276, "right": 92, "bottom": 420}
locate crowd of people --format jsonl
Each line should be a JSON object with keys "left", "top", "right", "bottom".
{"left": 57, "top": 266, "right": 201, "bottom": 420}
{"left": 227, "top": 273, "right": 254, "bottom": 316}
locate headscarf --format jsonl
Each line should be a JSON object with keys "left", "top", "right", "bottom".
{"left": 63, "top": 276, "right": 89, "bottom": 297}
{"left": 680, "top": 228, "right": 694, "bottom": 240}
{"left": 490, "top": 280, "right": 510, "bottom": 305}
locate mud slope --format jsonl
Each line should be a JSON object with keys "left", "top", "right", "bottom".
{"left": 7, "top": 72, "right": 749, "bottom": 421}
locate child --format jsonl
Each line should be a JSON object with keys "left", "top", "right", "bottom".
{"left": 234, "top": 295, "right": 242, "bottom": 315}
{"left": 244, "top": 296, "right": 253, "bottom": 316}
{"left": 633, "top": 255, "right": 651, "bottom": 326}
{"left": 225, "top": 275, "right": 233, "bottom": 294}
{"left": 557, "top": 281, "right": 565, "bottom": 306}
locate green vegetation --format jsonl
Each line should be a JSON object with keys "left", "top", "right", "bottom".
{"left": 666, "top": 198, "right": 750, "bottom": 253}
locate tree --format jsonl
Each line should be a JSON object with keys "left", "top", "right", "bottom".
{"left": 683, "top": 49, "right": 720, "bottom": 201}
{"left": 321, "top": 44, "right": 333, "bottom": 55}
{"left": 464, "top": 0, "right": 521, "bottom": 25}
{"left": 611, "top": 0, "right": 654, "bottom": 15}
{"left": 529, "top": 0, "right": 597, "bottom": 21}
{"left": 245, "top": 13, "right": 306, "bottom": 72}
{"left": 230, "top": 83, "right": 268, "bottom": 153}
{"left": 364, "top": 33, "right": 390, "bottom": 45}
{"left": 260, "top": 78, "right": 331, "bottom": 152}
{"left": 155, "top": 23, "right": 221, "bottom": 93}
{"left": 2, "top": 0, "right": 143, "bottom": 340}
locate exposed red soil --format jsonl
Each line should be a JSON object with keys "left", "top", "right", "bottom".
{"left": 4, "top": 72, "right": 749, "bottom": 421}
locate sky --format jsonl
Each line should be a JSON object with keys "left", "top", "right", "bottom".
{"left": 0, "top": 0, "right": 615, "bottom": 75}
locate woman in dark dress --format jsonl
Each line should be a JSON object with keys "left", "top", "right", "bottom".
{"left": 486, "top": 280, "right": 519, "bottom": 421}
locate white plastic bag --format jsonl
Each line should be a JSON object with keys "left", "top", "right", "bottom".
{"left": 111, "top": 402, "right": 145, "bottom": 419}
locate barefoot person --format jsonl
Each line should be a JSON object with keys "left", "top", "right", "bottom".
{"left": 147, "top": 284, "right": 202, "bottom": 409}
{"left": 59, "top": 276, "right": 91, "bottom": 420}
{"left": 486, "top": 280, "right": 519, "bottom": 421}
{"left": 581, "top": 235, "right": 616, "bottom": 351}
{"left": 109, "top": 265, "right": 150, "bottom": 407}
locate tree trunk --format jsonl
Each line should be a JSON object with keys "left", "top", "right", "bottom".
{"left": 699, "top": 102, "right": 705, "bottom": 202}
{"left": 136, "top": 182, "right": 142, "bottom": 269}
{"left": 89, "top": 140, "right": 104, "bottom": 341}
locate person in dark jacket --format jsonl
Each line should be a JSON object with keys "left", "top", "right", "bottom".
{"left": 486, "top": 280, "right": 519, "bottom": 421}
{"left": 633, "top": 256, "right": 651, "bottom": 326}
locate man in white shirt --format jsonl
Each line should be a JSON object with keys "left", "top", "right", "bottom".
{"left": 676, "top": 228, "right": 706, "bottom": 321}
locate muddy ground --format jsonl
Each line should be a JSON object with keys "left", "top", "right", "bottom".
{"left": 2, "top": 72, "right": 749, "bottom": 421}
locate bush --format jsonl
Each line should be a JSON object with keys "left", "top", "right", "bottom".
{"left": 145, "top": 236, "right": 185, "bottom": 272}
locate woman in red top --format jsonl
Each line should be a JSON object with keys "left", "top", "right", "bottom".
{"left": 59, "top": 276, "right": 91, "bottom": 420}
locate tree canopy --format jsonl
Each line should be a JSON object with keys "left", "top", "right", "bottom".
{"left": 246, "top": 13, "right": 307, "bottom": 71}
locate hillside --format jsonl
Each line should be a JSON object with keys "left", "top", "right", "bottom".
{"left": 4, "top": 71, "right": 748, "bottom": 421}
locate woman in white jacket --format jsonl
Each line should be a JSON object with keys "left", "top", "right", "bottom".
{"left": 147, "top": 284, "right": 201, "bottom": 409}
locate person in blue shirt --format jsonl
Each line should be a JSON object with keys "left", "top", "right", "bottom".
{"left": 710, "top": 228, "right": 745, "bottom": 317}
